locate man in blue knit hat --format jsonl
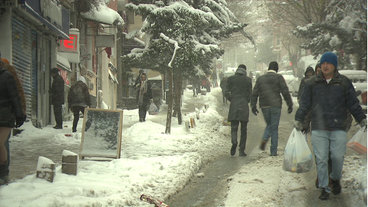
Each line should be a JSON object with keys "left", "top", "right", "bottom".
{"left": 294, "top": 52, "right": 367, "bottom": 200}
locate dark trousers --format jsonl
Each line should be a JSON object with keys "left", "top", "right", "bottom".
{"left": 1, "top": 133, "right": 10, "bottom": 178}
{"left": 230, "top": 120, "right": 248, "bottom": 152}
{"left": 53, "top": 103, "right": 63, "bottom": 127}
{"left": 138, "top": 104, "right": 148, "bottom": 120}
{"left": 72, "top": 106, "right": 86, "bottom": 132}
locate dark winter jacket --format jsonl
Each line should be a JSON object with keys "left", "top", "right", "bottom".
{"left": 220, "top": 77, "right": 227, "bottom": 95}
{"left": 68, "top": 81, "right": 91, "bottom": 108}
{"left": 225, "top": 68, "right": 252, "bottom": 122}
{"left": 297, "top": 66, "right": 315, "bottom": 101}
{"left": 251, "top": 70, "right": 293, "bottom": 109}
{"left": 136, "top": 75, "right": 153, "bottom": 106}
{"left": 295, "top": 70, "right": 366, "bottom": 131}
{"left": 51, "top": 74, "right": 65, "bottom": 105}
{"left": 0, "top": 67, "right": 25, "bottom": 127}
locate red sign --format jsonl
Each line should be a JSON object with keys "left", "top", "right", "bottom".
{"left": 59, "top": 34, "right": 78, "bottom": 52}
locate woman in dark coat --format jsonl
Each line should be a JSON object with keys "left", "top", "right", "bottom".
{"left": 136, "top": 73, "right": 152, "bottom": 122}
{"left": 225, "top": 64, "right": 252, "bottom": 156}
{"left": 0, "top": 63, "right": 25, "bottom": 183}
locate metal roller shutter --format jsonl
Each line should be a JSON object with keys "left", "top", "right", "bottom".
{"left": 12, "top": 17, "right": 36, "bottom": 119}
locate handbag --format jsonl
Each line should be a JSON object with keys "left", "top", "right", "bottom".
{"left": 0, "top": 106, "right": 14, "bottom": 126}
{"left": 347, "top": 126, "right": 367, "bottom": 155}
{"left": 283, "top": 128, "right": 314, "bottom": 173}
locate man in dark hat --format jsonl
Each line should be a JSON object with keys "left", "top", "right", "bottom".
{"left": 295, "top": 52, "right": 366, "bottom": 200}
{"left": 224, "top": 64, "right": 252, "bottom": 156}
{"left": 50, "top": 68, "right": 64, "bottom": 129}
{"left": 251, "top": 61, "right": 293, "bottom": 156}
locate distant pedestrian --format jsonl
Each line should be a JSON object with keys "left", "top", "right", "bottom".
{"left": 136, "top": 73, "right": 152, "bottom": 122}
{"left": 1, "top": 58, "right": 27, "bottom": 184}
{"left": 224, "top": 64, "right": 252, "bottom": 156}
{"left": 251, "top": 61, "right": 293, "bottom": 156}
{"left": 134, "top": 69, "right": 144, "bottom": 88}
{"left": 50, "top": 68, "right": 65, "bottom": 129}
{"left": 297, "top": 66, "right": 315, "bottom": 103}
{"left": 68, "top": 76, "right": 91, "bottom": 133}
{"left": 0, "top": 59, "right": 26, "bottom": 185}
{"left": 315, "top": 63, "right": 321, "bottom": 75}
{"left": 294, "top": 52, "right": 366, "bottom": 200}
{"left": 220, "top": 76, "right": 228, "bottom": 104}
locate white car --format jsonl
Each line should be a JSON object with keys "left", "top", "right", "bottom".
{"left": 279, "top": 70, "right": 300, "bottom": 97}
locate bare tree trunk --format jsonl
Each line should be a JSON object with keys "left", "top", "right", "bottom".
{"left": 173, "top": 71, "right": 183, "bottom": 125}
{"left": 165, "top": 67, "right": 173, "bottom": 134}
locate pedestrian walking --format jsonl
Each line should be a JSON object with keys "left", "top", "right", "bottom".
{"left": 315, "top": 63, "right": 321, "bottom": 75}
{"left": 294, "top": 52, "right": 367, "bottom": 200}
{"left": 1, "top": 58, "right": 27, "bottom": 183}
{"left": 220, "top": 76, "right": 228, "bottom": 104}
{"left": 251, "top": 61, "right": 293, "bottom": 156}
{"left": 136, "top": 73, "right": 153, "bottom": 122}
{"left": 224, "top": 64, "right": 252, "bottom": 156}
{"left": 50, "top": 68, "right": 65, "bottom": 129}
{"left": 0, "top": 59, "right": 26, "bottom": 185}
{"left": 297, "top": 66, "right": 314, "bottom": 103}
{"left": 134, "top": 69, "right": 144, "bottom": 88}
{"left": 68, "top": 76, "right": 91, "bottom": 133}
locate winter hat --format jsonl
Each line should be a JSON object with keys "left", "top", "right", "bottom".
{"left": 50, "top": 68, "right": 60, "bottom": 74}
{"left": 268, "top": 61, "right": 279, "bottom": 72}
{"left": 78, "top": 76, "right": 86, "bottom": 84}
{"left": 305, "top": 66, "right": 315, "bottom": 76}
{"left": 238, "top": 64, "right": 246, "bottom": 70}
{"left": 320, "top": 52, "right": 338, "bottom": 69}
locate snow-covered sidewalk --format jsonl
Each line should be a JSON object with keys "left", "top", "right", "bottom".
{"left": 0, "top": 88, "right": 366, "bottom": 207}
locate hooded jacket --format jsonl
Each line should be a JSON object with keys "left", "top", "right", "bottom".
{"left": 0, "top": 67, "right": 24, "bottom": 127}
{"left": 68, "top": 80, "right": 91, "bottom": 108}
{"left": 295, "top": 70, "right": 366, "bottom": 130}
{"left": 225, "top": 67, "right": 252, "bottom": 121}
{"left": 297, "top": 66, "right": 315, "bottom": 100}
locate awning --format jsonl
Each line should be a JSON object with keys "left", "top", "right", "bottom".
{"left": 81, "top": 2, "right": 124, "bottom": 26}
{"left": 25, "top": 2, "right": 69, "bottom": 39}
{"left": 57, "top": 53, "right": 71, "bottom": 72}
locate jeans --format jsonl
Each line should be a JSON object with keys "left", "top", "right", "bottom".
{"left": 312, "top": 130, "right": 347, "bottom": 190}
{"left": 230, "top": 121, "right": 248, "bottom": 152}
{"left": 261, "top": 107, "right": 281, "bottom": 155}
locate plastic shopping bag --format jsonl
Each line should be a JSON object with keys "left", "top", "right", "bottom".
{"left": 283, "top": 128, "right": 314, "bottom": 173}
{"left": 347, "top": 126, "right": 367, "bottom": 155}
{"left": 148, "top": 102, "right": 159, "bottom": 115}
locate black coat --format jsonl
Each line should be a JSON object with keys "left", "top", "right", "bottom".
{"left": 136, "top": 81, "right": 153, "bottom": 106}
{"left": 225, "top": 68, "right": 252, "bottom": 121}
{"left": 0, "top": 67, "right": 24, "bottom": 127}
{"left": 51, "top": 74, "right": 65, "bottom": 105}
{"left": 296, "top": 71, "right": 366, "bottom": 131}
{"left": 251, "top": 71, "right": 293, "bottom": 109}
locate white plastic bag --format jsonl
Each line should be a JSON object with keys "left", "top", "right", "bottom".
{"left": 347, "top": 126, "right": 367, "bottom": 155}
{"left": 148, "top": 102, "right": 159, "bottom": 115}
{"left": 283, "top": 128, "right": 314, "bottom": 173}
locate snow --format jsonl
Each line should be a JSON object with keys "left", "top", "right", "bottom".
{"left": 81, "top": 0, "right": 124, "bottom": 26}
{"left": 0, "top": 88, "right": 366, "bottom": 206}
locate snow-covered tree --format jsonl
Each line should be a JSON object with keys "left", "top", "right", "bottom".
{"left": 293, "top": 0, "right": 367, "bottom": 70}
{"left": 122, "top": 0, "right": 247, "bottom": 133}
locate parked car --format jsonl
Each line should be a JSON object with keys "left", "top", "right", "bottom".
{"left": 339, "top": 70, "right": 367, "bottom": 113}
{"left": 278, "top": 70, "right": 300, "bottom": 97}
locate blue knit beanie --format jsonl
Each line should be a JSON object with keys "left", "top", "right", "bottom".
{"left": 320, "top": 52, "right": 338, "bottom": 69}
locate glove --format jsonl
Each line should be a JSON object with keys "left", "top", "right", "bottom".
{"left": 16, "top": 115, "right": 26, "bottom": 128}
{"left": 288, "top": 106, "right": 293, "bottom": 114}
{"left": 359, "top": 119, "right": 367, "bottom": 128}
{"left": 294, "top": 120, "right": 303, "bottom": 131}
{"left": 252, "top": 107, "right": 259, "bottom": 116}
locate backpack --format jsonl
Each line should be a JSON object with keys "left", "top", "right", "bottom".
{"left": 71, "top": 84, "right": 84, "bottom": 104}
